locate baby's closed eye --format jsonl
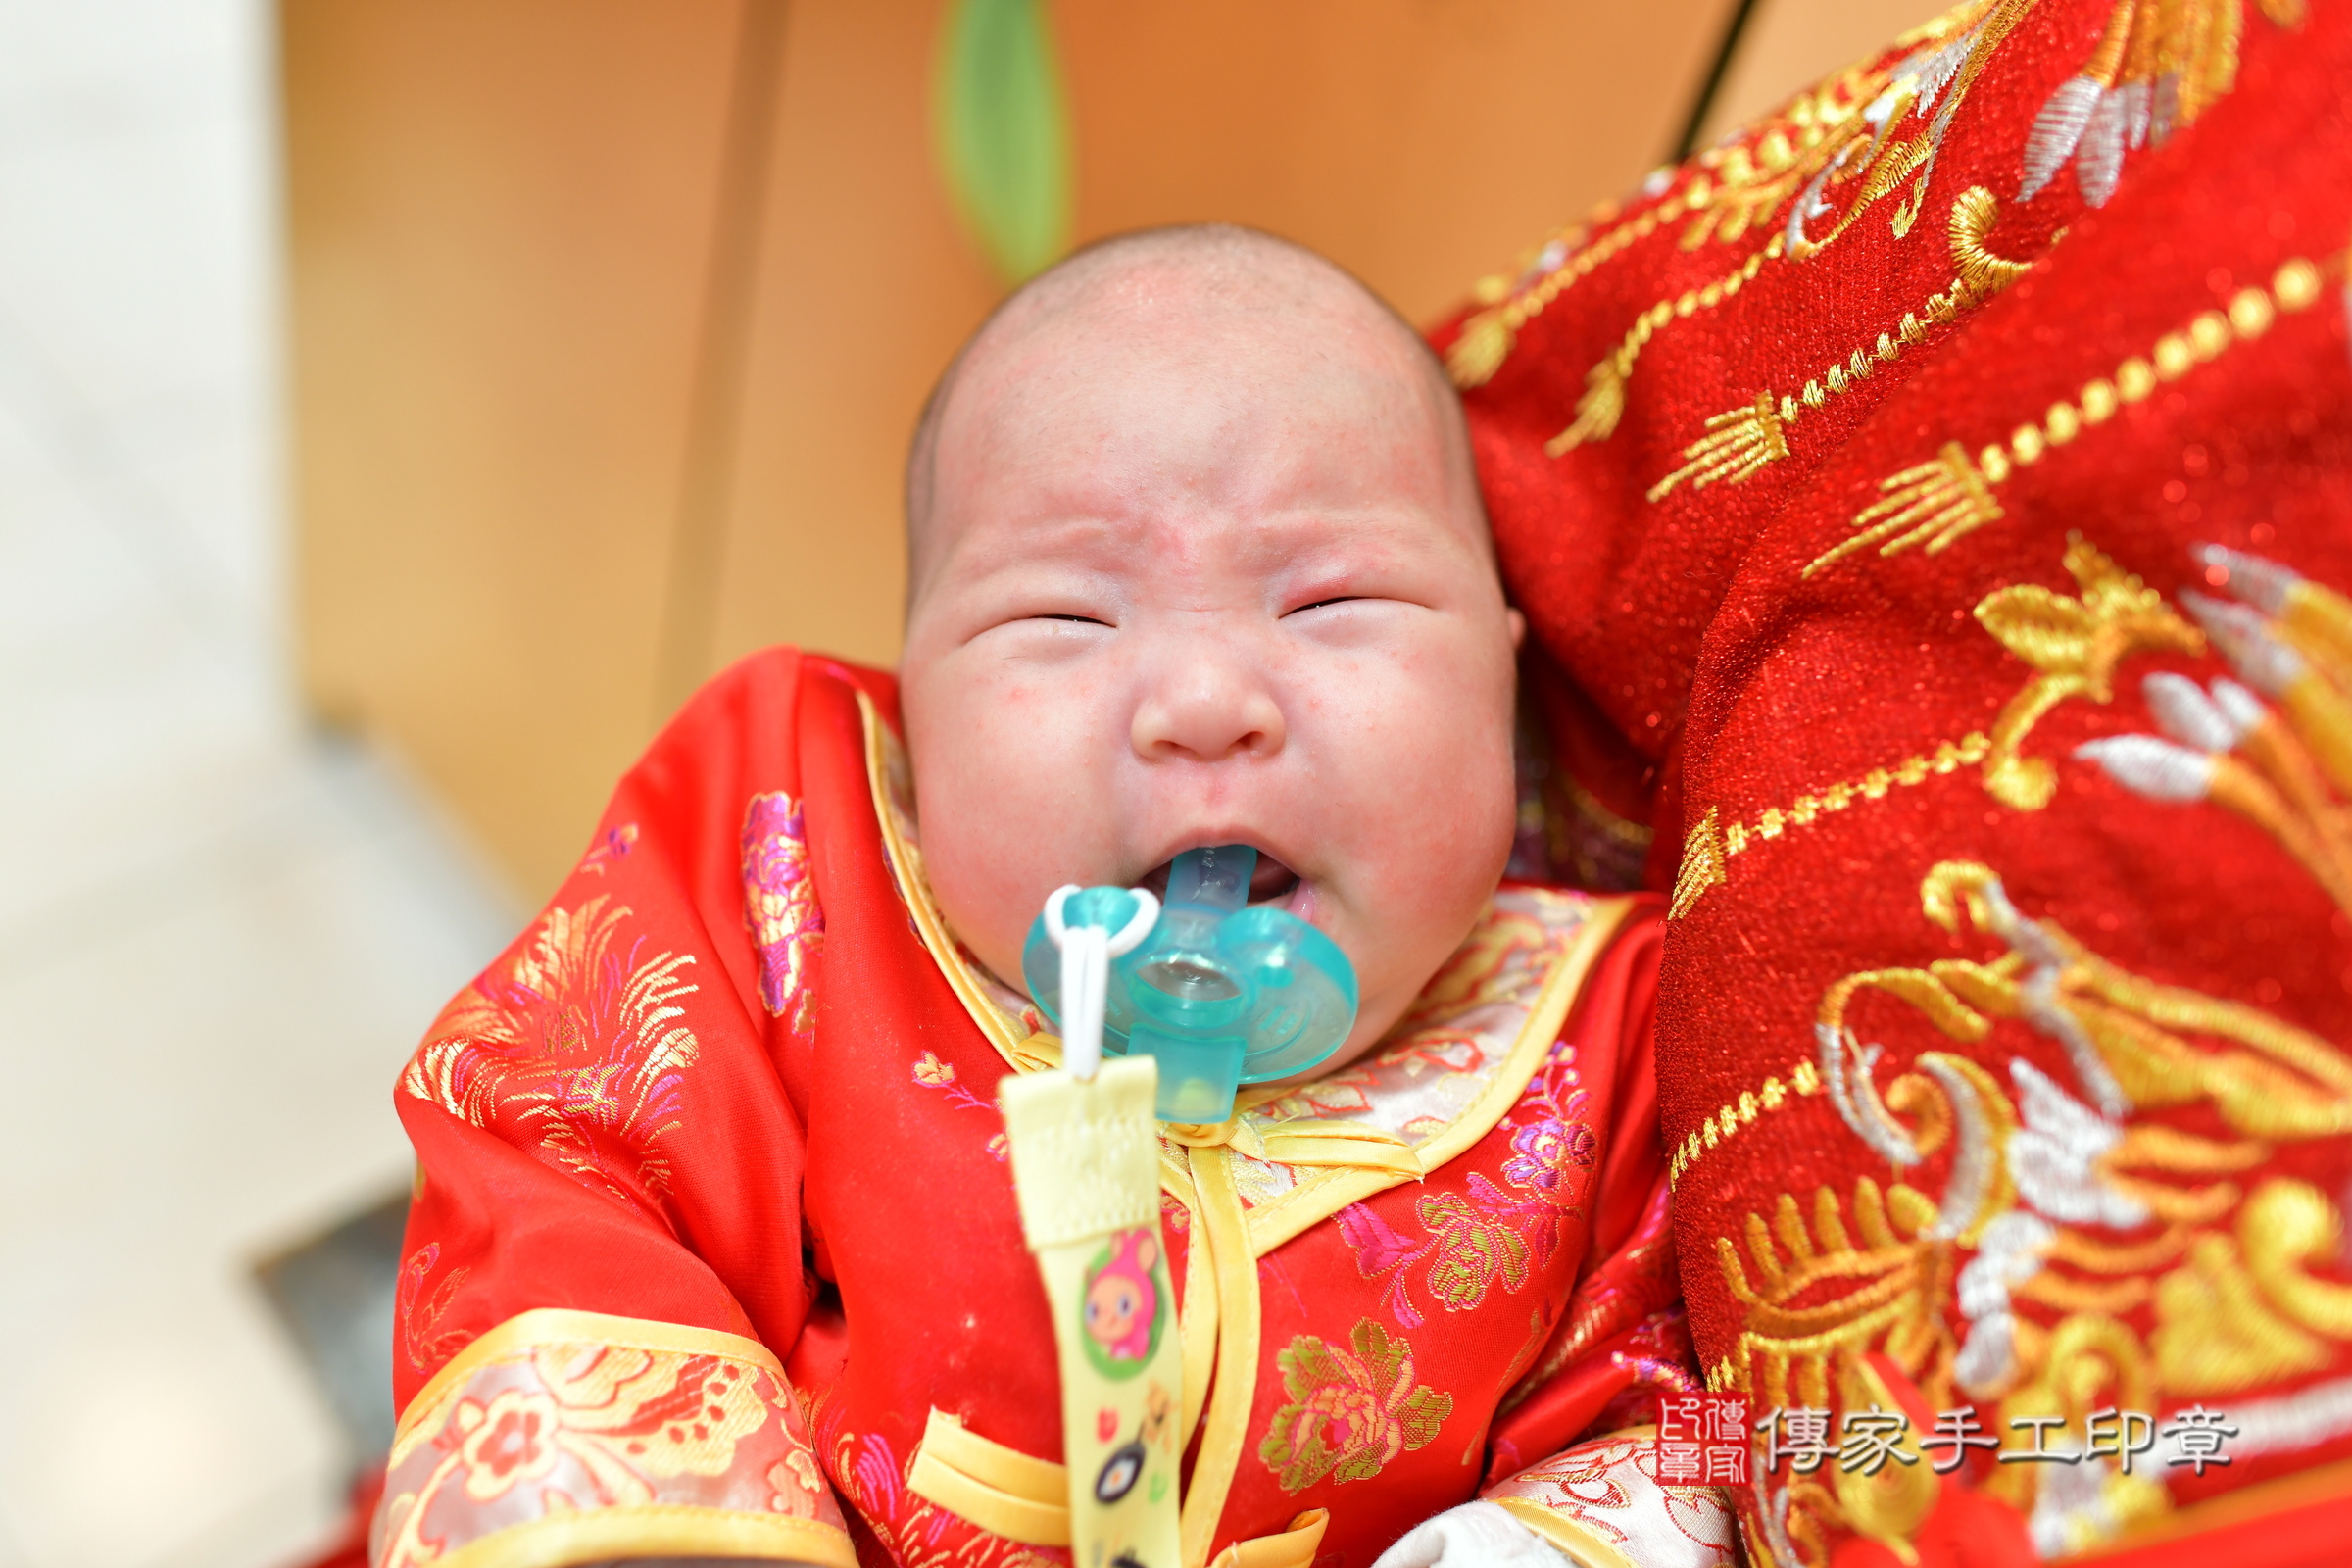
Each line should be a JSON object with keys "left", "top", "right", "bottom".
{"left": 1278, "top": 594, "right": 1430, "bottom": 649}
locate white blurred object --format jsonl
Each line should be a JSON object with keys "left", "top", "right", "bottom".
{"left": 0, "top": 6, "right": 515, "bottom": 1568}
{"left": 1372, "top": 1500, "right": 1576, "bottom": 1568}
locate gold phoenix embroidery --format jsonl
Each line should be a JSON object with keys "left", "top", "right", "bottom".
{"left": 1713, "top": 1172, "right": 1954, "bottom": 1410}
{"left": 2019, "top": 0, "right": 2304, "bottom": 209}
{"left": 1722, "top": 540, "right": 2352, "bottom": 1561}
{"left": 1852, "top": 857, "right": 2352, "bottom": 1165}
{"left": 1647, "top": 188, "right": 2034, "bottom": 498}
{"left": 1803, "top": 255, "right": 2330, "bottom": 577}
{"left": 1450, "top": 0, "right": 2008, "bottom": 394}
{"left": 1676, "top": 33, "right": 1939, "bottom": 256}
{"left": 1668, "top": 733, "right": 1991, "bottom": 920}
{"left": 2073, "top": 543, "right": 2352, "bottom": 911}
{"left": 1781, "top": 0, "right": 2040, "bottom": 265}
{"left": 1721, "top": 854, "right": 2352, "bottom": 1555}
{"left": 1975, "top": 535, "right": 2204, "bottom": 809}
{"left": 1690, "top": 0, "right": 2028, "bottom": 264}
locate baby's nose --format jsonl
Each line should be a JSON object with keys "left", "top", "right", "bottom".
{"left": 1130, "top": 659, "right": 1286, "bottom": 762}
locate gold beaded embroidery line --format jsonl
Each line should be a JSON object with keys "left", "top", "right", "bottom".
{"left": 1645, "top": 188, "right": 2034, "bottom": 500}
{"left": 1446, "top": 184, "right": 1714, "bottom": 390}
{"left": 1668, "top": 733, "right": 1992, "bottom": 922}
{"left": 1546, "top": 234, "right": 1785, "bottom": 456}
{"left": 1670, "top": 807, "right": 1727, "bottom": 920}
{"left": 1731, "top": 731, "right": 1995, "bottom": 854}
{"left": 1801, "top": 254, "right": 2332, "bottom": 579}
{"left": 1668, "top": 1058, "right": 1825, "bottom": 1186}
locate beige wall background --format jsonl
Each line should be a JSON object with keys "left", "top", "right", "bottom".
{"left": 284, "top": 0, "right": 1940, "bottom": 901}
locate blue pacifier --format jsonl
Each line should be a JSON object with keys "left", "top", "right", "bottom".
{"left": 1023, "top": 845, "right": 1359, "bottom": 1123}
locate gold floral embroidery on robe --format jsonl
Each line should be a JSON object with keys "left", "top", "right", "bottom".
{"left": 400, "top": 893, "right": 701, "bottom": 1210}
{"left": 1257, "top": 1319, "right": 1454, "bottom": 1493}
{"left": 397, "top": 1241, "right": 473, "bottom": 1375}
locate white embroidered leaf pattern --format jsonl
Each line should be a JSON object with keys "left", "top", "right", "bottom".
{"left": 2019, "top": 75, "right": 2102, "bottom": 199}
{"left": 2119, "top": 76, "right": 2153, "bottom": 150}
{"left": 2076, "top": 87, "right": 2130, "bottom": 206}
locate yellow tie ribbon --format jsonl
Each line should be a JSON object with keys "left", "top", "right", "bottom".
{"left": 1166, "top": 1112, "right": 1425, "bottom": 1178}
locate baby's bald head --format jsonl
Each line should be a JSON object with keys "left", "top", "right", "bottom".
{"left": 903, "top": 224, "right": 1482, "bottom": 609}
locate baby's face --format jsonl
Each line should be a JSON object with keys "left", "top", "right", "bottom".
{"left": 899, "top": 262, "right": 1521, "bottom": 1068}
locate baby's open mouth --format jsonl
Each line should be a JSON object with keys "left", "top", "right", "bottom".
{"left": 1137, "top": 851, "right": 1301, "bottom": 907}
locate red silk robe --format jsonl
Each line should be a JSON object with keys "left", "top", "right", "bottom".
{"left": 374, "top": 651, "right": 1717, "bottom": 1568}
{"left": 1441, "top": 0, "right": 2352, "bottom": 1563}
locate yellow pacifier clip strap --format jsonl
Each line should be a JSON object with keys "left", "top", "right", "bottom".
{"left": 1002, "top": 1054, "right": 1186, "bottom": 1568}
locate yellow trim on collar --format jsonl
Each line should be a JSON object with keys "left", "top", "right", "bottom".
{"left": 1240, "top": 893, "right": 1636, "bottom": 1259}
{"left": 1181, "top": 1146, "right": 1265, "bottom": 1568}
{"left": 858, "top": 689, "right": 1057, "bottom": 1072}
{"left": 1244, "top": 1118, "right": 1423, "bottom": 1175}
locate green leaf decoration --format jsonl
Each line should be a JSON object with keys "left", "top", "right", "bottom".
{"left": 933, "top": 0, "right": 1072, "bottom": 285}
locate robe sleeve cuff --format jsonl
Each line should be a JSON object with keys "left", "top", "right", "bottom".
{"left": 372, "top": 1308, "right": 855, "bottom": 1568}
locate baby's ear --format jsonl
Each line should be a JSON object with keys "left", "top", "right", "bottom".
{"left": 1505, "top": 607, "right": 1527, "bottom": 653}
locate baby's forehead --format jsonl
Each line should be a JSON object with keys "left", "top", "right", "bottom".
{"left": 910, "top": 229, "right": 1480, "bottom": 593}
{"left": 961, "top": 286, "right": 1453, "bottom": 463}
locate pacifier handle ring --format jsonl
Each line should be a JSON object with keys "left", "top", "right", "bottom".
{"left": 1104, "top": 888, "right": 1159, "bottom": 955}
{"left": 1042, "top": 885, "right": 1159, "bottom": 955}
{"left": 1042, "top": 884, "right": 1082, "bottom": 946}
{"left": 1042, "top": 886, "right": 1159, "bottom": 1083}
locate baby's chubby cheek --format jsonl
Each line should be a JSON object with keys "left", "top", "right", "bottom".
{"left": 903, "top": 658, "right": 1132, "bottom": 982}
{"left": 1288, "top": 645, "right": 1521, "bottom": 1021}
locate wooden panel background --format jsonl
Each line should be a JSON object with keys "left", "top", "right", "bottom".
{"left": 283, "top": 0, "right": 1939, "bottom": 899}
{"left": 283, "top": 0, "right": 753, "bottom": 893}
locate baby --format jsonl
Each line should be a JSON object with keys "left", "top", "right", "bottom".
{"left": 372, "top": 226, "right": 1704, "bottom": 1568}
{"left": 901, "top": 225, "right": 1524, "bottom": 1075}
